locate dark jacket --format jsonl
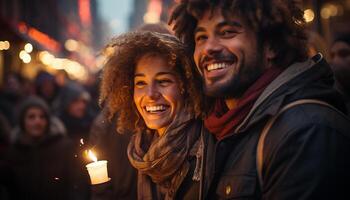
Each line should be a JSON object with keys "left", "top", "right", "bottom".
{"left": 2, "top": 134, "right": 90, "bottom": 200}
{"left": 1, "top": 96, "right": 90, "bottom": 200}
{"left": 89, "top": 112, "right": 137, "bottom": 200}
{"left": 202, "top": 54, "right": 350, "bottom": 199}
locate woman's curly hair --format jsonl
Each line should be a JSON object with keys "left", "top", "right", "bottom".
{"left": 169, "top": 0, "right": 308, "bottom": 67}
{"left": 99, "top": 31, "right": 203, "bottom": 134}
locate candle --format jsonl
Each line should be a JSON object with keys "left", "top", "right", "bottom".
{"left": 86, "top": 150, "right": 110, "bottom": 185}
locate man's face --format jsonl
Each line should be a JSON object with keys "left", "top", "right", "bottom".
{"left": 193, "top": 8, "right": 265, "bottom": 98}
{"left": 330, "top": 41, "right": 350, "bottom": 91}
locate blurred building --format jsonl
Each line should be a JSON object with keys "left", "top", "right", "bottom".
{"left": 0, "top": 0, "right": 103, "bottom": 86}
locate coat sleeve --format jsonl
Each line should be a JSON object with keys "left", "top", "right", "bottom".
{"left": 262, "top": 106, "right": 350, "bottom": 200}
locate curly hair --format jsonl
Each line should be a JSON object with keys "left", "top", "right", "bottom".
{"left": 99, "top": 31, "right": 203, "bottom": 134}
{"left": 169, "top": 0, "right": 308, "bottom": 67}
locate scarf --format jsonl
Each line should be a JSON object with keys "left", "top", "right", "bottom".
{"left": 127, "top": 110, "right": 201, "bottom": 199}
{"left": 205, "top": 67, "right": 283, "bottom": 140}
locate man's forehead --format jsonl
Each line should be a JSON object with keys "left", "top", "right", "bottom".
{"left": 195, "top": 8, "right": 242, "bottom": 28}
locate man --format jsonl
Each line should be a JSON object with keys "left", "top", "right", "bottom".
{"left": 170, "top": 0, "right": 350, "bottom": 199}
{"left": 330, "top": 33, "right": 350, "bottom": 113}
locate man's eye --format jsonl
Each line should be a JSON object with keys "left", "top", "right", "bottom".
{"left": 220, "top": 30, "right": 237, "bottom": 37}
{"left": 195, "top": 34, "right": 207, "bottom": 43}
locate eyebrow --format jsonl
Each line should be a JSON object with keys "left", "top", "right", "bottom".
{"left": 194, "top": 20, "right": 243, "bottom": 35}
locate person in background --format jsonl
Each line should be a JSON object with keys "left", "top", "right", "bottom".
{"left": 0, "top": 73, "right": 25, "bottom": 126}
{"left": 170, "top": 0, "right": 350, "bottom": 199}
{"left": 0, "top": 96, "right": 89, "bottom": 200}
{"left": 35, "top": 70, "right": 59, "bottom": 107}
{"left": 330, "top": 33, "right": 350, "bottom": 113}
{"left": 54, "top": 82, "right": 94, "bottom": 146}
{"left": 98, "top": 31, "right": 204, "bottom": 199}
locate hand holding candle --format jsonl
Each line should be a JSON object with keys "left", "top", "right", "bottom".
{"left": 86, "top": 150, "right": 110, "bottom": 185}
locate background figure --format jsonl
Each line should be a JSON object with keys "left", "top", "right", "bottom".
{"left": 0, "top": 73, "right": 26, "bottom": 126}
{"left": 54, "top": 81, "right": 94, "bottom": 146}
{"left": 35, "top": 70, "right": 59, "bottom": 107}
{"left": 330, "top": 33, "right": 350, "bottom": 113}
{"left": 0, "top": 96, "right": 89, "bottom": 200}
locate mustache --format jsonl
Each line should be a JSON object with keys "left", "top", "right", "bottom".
{"left": 200, "top": 53, "right": 236, "bottom": 67}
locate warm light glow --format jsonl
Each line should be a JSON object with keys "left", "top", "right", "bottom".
{"left": 22, "top": 54, "right": 31, "bottom": 63}
{"left": 304, "top": 9, "right": 315, "bottom": 23}
{"left": 143, "top": 12, "right": 160, "bottom": 23}
{"left": 65, "top": 39, "right": 79, "bottom": 51}
{"left": 39, "top": 51, "right": 55, "bottom": 65}
{"left": 0, "top": 41, "right": 10, "bottom": 50}
{"left": 79, "top": 0, "right": 92, "bottom": 27}
{"left": 28, "top": 27, "right": 61, "bottom": 53}
{"left": 328, "top": 4, "right": 338, "bottom": 16}
{"left": 143, "top": 0, "right": 162, "bottom": 24}
{"left": 321, "top": 7, "right": 331, "bottom": 19}
{"left": 19, "top": 50, "right": 27, "bottom": 59}
{"left": 80, "top": 138, "right": 84, "bottom": 145}
{"left": 88, "top": 150, "right": 98, "bottom": 162}
{"left": 24, "top": 43, "right": 33, "bottom": 53}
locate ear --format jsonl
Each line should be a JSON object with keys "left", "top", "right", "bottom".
{"left": 264, "top": 45, "right": 276, "bottom": 60}
{"left": 264, "top": 45, "right": 276, "bottom": 68}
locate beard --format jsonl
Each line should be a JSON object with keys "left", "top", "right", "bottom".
{"left": 203, "top": 52, "right": 265, "bottom": 99}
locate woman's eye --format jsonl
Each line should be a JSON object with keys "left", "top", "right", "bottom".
{"left": 134, "top": 81, "right": 146, "bottom": 87}
{"left": 158, "top": 79, "right": 173, "bottom": 86}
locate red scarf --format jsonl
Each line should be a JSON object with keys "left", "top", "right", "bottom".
{"left": 204, "top": 67, "right": 283, "bottom": 140}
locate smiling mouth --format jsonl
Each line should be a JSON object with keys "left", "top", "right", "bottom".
{"left": 206, "top": 62, "right": 231, "bottom": 72}
{"left": 144, "top": 105, "right": 169, "bottom": 113}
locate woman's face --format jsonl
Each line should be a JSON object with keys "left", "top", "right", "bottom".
{"left": 24, "top": 107, "right": 48, "bottom": 137}
{"left": 134, "top": 54, "right": 184, "bottom": 136}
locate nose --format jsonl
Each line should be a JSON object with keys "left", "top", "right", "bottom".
{"left": 202, "top": 36, "right": 222, "bottom": 57}
{"left": 146, "top": 84, "right": 161, "bottom": 100}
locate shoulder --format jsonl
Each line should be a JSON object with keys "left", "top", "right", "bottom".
{"left": 264, "top": 102, "right": 350, "bottom": 157}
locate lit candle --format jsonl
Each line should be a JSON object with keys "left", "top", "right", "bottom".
{"left": 86, "top": 150, "right": 110, "bottom": 185}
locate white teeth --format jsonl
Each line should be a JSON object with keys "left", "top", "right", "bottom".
{"left": 145, "top": 105, "right": 167, "bottom": 112}
{"left": 207, "top": 63, "right": 229, "bottom": 71}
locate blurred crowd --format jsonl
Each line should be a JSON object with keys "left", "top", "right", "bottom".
{"left": 0, "top": 68, "right": 100, "bottom": 199}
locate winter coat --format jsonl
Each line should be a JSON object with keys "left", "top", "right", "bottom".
{"left": 0, "top": 115, "right": 89, "bottom": 200}
{"left": 201, "top": 54, "right": 350, "bottom": 199}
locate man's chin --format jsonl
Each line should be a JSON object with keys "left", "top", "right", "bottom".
{"left": 204, "top": 81, "right": 247, "bottom": 99}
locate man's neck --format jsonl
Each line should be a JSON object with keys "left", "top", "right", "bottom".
{"left": 225, "top": 98, "right": 239, "bottom": 110}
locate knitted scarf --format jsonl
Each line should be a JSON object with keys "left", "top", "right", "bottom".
{"left": 127, "top": 110, "right": 201, "bottom": 199}
{"left": 205, "top": 67, "right": 283, "bottom": 140}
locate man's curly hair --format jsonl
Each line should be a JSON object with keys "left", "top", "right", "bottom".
{"left": 169, "top": 0, "right": 309, "bottom": 67}
{"left": 99, "top": 31, "right": 203, "bottom": 134}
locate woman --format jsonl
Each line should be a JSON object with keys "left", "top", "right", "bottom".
{"left": 1, "top": 96, "right": 89, "bottom": 200}
{"left": 99, "top": 31, "right": 203, "bottom": 199}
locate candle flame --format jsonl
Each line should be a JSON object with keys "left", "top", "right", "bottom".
{"left": 88, "top": 150, "right": 98, "bottom": 162}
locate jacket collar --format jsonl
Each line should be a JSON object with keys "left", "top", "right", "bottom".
{"left": 234, "top": 53, "right": 329, "bottom": 133}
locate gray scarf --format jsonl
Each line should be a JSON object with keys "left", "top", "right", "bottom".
{"left": 127, "top": 110, "right": 201, "bottom": 199}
